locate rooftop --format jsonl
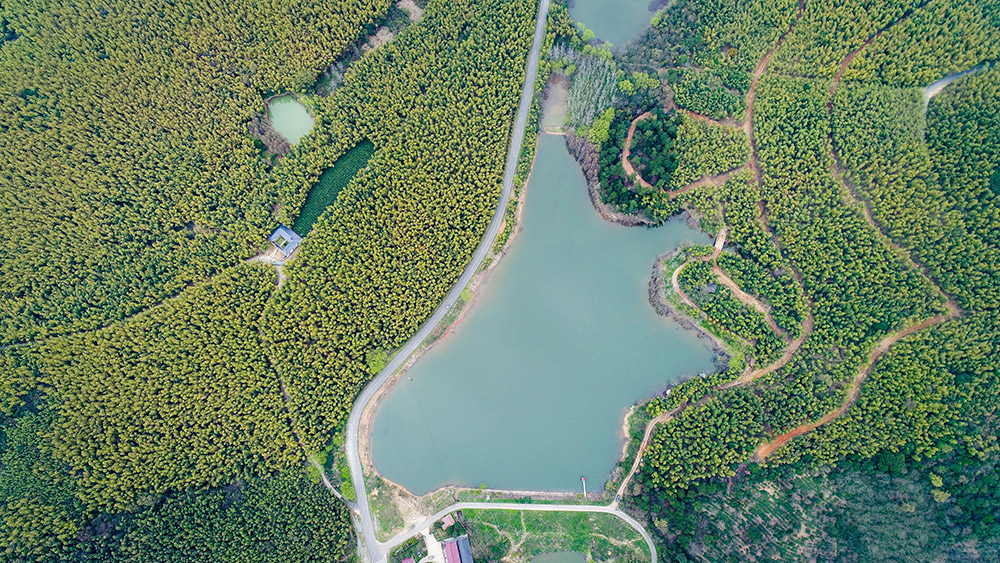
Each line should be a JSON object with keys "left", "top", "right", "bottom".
{"left": 443, "top": 539, "right": 461, "bottom": 563}
{"left": 456, "top": 536, "right": 473, "bottom": 563}
{"left": 441, "top": 536, "right": 474, "bottom": 563}
{"left": 268, "top": 224, "right": 302, "bottom": 258}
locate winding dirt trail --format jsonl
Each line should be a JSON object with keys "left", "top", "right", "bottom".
{"left": 620, "top": 110, "right": 746, "bottom": 197}
{"left": 677, "top": 108, "right": 733, "bottom": 128}
{"left": 722, "top": 314, "right": 813, "bottom": 389}
{"left": 669, "top": 164, "right": 749, "bottom": 198}
{"left": 621, "top": 111, "right": 656, "bottom": 190}
{"left": 756, "top": 307, "right": 954, "bottom": 458}
{"left": 746, "top": 0, "right": 805, "bottom": 186}
{"left": 614, "top": 405, "right": 685, "bottom": 501}
{"left": 613, "top": 2, "right": 810, "bottom": 500}
{"left": 756, "top": 0, "right": 958, "bottom": 459}
{"left": 1, "top": 248, "right": 286, "bottom": 351}
{"left": 722, "top": 0, "right": 816, "bottom": 388}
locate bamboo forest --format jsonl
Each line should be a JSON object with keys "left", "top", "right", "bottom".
{"left": 1, "top": 0, "right": 997, "bottom": 561}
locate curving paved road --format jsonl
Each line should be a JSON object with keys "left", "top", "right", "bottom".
{"left": 344, "top": 1, "right": 551, "bottom": 561}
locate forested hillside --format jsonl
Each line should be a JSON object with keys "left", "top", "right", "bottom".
{"left": 262, "top": 0, "right": 538, "bottom": 452}
{"left": 0, "top": 0, "right": 539, "bottom": 558}
{"left": 565, "top": 0, "right": 1000, "bottom": 558}
{"left": 0, "top": 0, "right": 391, "bottom": 344}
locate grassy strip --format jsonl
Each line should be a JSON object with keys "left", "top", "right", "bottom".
{"left": 461, "top": 509, "right": 649, "bottom": 562}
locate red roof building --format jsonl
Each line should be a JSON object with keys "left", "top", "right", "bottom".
{"left": 443, "top": 539, "right": 462, "bottom": 563}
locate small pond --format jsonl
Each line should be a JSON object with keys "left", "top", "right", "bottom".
{"left": 568, "top": 0, "right": 658, "bottom": 46}
{"left": 267, "top": 94, "right": 315, "bottom": 145}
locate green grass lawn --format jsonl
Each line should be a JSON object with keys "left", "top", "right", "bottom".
{"left": 461, "top": 509, "right": 648, "bottom": 562}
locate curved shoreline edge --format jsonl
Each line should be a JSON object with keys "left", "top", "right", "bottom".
{"left": 344, "top": 2, "right": 564, "bottom": 561}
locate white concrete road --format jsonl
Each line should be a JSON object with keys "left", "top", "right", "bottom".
{"left": 343, "top": 1, "right": 554, "bottom": 562}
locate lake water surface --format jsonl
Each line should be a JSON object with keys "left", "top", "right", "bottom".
{"left": 568, "top": 0, "right": 655, "bottom": 46}
{"left": 370, "top": 128, "right": 717, "bottom": 495}
{"left": 267, "top": 95, "right": 314, "bottom": 145}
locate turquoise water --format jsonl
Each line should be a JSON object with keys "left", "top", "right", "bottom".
{"left": 531, "top": 552, "right": 587, "bottom": 563}
{"left": 370, "top": 132, "right": 717, "bottom": 495}
{"left": 569, "top": 0, "right": 656, "bottom": 46}
{"left": 267, "top": 95, "right": 314, "bottom": 145}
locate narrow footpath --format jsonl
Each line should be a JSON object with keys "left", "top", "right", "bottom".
{"left": 611, "top": 0, "right": 811, "bottom": 500}
{"left": 756, "top": 0, "right": 958, "bottom": 459}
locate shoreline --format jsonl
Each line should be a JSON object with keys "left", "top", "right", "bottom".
{"left": 649, "top": 249, "right": 733, "bottom": 360}
{"left": 565, "top": 132, "right": 658, "bottom": 227}
{"left": 355, "top": 81, "right": 728, "bottom": 530}
{"left": 358, "top": 74, "right": 567, "bottom": 477}
{"left": 357, "top": 129, "right": 542, "bottom": 476}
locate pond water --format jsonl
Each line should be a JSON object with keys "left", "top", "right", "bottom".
{"left": 568, "top": 0, "right": 657, "bottom": 46}
{"left": 370, "top": 126, "right": 717, "bottom": 495}
{"left": 531, "top": 552, "right": 587, "bottom": 563}
{"left": 267, "top": 95, "right": 315, "bottom": 145}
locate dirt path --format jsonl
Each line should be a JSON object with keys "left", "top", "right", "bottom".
{"left": 614, "top": 405, "right": 684, "bottom": 501}
{"left": 721, "top": 313, "right": 813, "bottom": 389}
{"left": 677, "top": 107, "right": 734, "bottom": 128}
{"left": 2, "top": 247, "right": 285, "bottom": 351}
{"left": 621, "top": 111, "right": 656, "bottom": 190}
{"left": 756, "top": 0, "right": 958, "bottom": 459}
{"left": 670, "top": 164, "right": 749, "bottom": 198}
{"left": 711, "top": 263, "right": 784, "bottom": 335}
{"left": 620, "top": 109, "right": 746, "bottom": 197}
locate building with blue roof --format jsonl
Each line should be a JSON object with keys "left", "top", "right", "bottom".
{"left": 268, "top": 224, "right": 302, "bottom": 258}
{"left": 456, "top": 535, "right": 474, "bottom": 563}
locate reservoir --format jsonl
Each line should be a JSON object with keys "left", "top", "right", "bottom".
{"left": 267, "top": 95, "right": 315, "bottom": 145}
{"left": 568, "top": 0, "right": 655, "bottom": 46}
{"left": 370, "top": 129, "right": 717, "bottom": 495}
